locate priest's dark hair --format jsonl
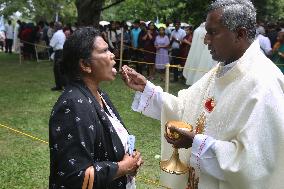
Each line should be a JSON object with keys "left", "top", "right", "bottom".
{"left": 61, "top": 27, "right": 101, "bottom": 81}
{"left": 209, "top": 0, "right": 256, "bottom": 42}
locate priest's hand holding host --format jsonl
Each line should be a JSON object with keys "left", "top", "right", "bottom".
{"left": 121, "top": 65, "right": 147, "bottom": 92}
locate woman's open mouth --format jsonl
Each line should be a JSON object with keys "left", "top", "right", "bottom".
{"left": 112, "top": 67, "right": 117, "bottom": 76}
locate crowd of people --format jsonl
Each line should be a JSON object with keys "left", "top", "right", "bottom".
{"left": 1, "top": 17, "right": 283, "bottom": 85}
{"left": 256, "top": 22, "right": 284, "bottom": 67}
{"left": 98, "top": 20, "right": 194, "bottom": 82}
{"left": 0, "top": 20, "right": 75, "bottom": 59}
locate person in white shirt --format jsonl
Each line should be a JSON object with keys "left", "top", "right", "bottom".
{"left": 49, "top": 21, "right": 66, "bottom": 91}
{"left": 170, "top": 20, "right": 186, "bottom": 82}
{"left": 13, "top": 20, "right": 21, "bottom": 53}
{"left": 47, "top": 21, "right": 55, "bottom": 44}
{"left": 107, "top": 21, "right": 119, "bottom": 56}
{"left": 165, "top": 22, "right": 172, "bottom": 39}
{"left": 256, "top": 27, "right": 272, "bottom": 56}
{"left": 121, "top": 0, "right": 284, "bottom": 189}
{"left": 4, "top": 20, "right": 13, "bottom": 53}
{"left": 0, "top": 30, "right": 5, "bottom": 51}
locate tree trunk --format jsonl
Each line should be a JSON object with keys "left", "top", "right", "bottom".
{"left": 75, "top": 0, "right": 104, "bottom": 26}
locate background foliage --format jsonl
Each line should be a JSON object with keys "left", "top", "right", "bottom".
{"left": 102, "top": 0, "right": 212, "bottom": 26}
{"left": 1, "top": 0, "right": 283, "bottom": 27}
{"left": 0, "top": 0, "right": 76, "bottom": 23}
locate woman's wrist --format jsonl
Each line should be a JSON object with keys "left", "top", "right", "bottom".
{"left": 115, "top": 161, "right": 128, "bottom": 178}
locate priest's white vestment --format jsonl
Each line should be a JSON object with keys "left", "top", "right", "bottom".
{"left": 132, "top": 40, "right": 284, "bottom": 189}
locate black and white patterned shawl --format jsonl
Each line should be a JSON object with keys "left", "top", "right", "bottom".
{"left": 49, "top": 80, "right": 128, "bottom": 189}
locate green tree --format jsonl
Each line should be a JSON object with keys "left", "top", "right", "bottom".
{"left": 1, "top": 0, "right": 283, "bottom": 26}
{"left": 0, "top": 0, "right": 126, "bottom": 25}
{"left": 102, "top": 0, "right": 210, "bottom": 26}
{"left": 0, "top": 0, "right": 77, "bottom": 23}
{"left": 253, "top": 0, "right": 284, "bottom": 21}
{"left": 102, "top": 0, "right": 284, "bottom": 27}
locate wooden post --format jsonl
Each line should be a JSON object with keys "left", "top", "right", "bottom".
{"left": 35, "top": 43, "right": 39, "bottom": 63}
{"left": 19, "top": 50, "right": 22, "bottom": 64}
{"left": 119, "top": 27, "right": 124, "bottom": 72}
{"left": 19, "top": 42, "right": 23, "bottom": 64}
{"left": 165, "top": 63, "right": 170, "bottom": 92}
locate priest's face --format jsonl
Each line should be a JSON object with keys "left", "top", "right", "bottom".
{"left": 204, "top": 9, "right": 240, "bottom": 63}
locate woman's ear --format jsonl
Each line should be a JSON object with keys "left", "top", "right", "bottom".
{"left": 79, "top": 59, "right": 92, "bottom": 74}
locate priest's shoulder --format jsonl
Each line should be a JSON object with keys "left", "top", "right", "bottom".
{"left": 178, "top": 66, "right": 218, "bottom": 97}
{"left": 246, "top": 58, "right": 284, "bottom": 92}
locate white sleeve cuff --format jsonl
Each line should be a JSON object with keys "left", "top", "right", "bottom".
{"left": 131, "top": 81, "right": 160, "bottom": 112}
{"left": 190, "top": 134, "right": 225, "bottom": 181}
{"left": 131, "top": 91, "right": 142, "bottom": 112}
{"left": 131, "top": 81, "right": 164, "bottom": 120}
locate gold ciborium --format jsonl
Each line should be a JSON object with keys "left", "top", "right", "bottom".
{"left": 160, "top": 121, "right": 193, "bottom": 175}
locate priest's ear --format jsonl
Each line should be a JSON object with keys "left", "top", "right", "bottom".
{"left": 235, "top": 27, "right": 249, "bottom": 41}
{"left": 79, "top": 59, "right": 92, "bottom": 74}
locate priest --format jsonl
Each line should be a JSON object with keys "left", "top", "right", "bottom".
{"left": 122, "top": 0, "right": 284, "bottom": 189}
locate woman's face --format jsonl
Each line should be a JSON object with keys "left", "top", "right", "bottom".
{"left": 277, "top": 32, "right": 284, "bottom": 44}
{"left": 149, "top": 23, "right": 155, "bottom": 30}
{"left": 159, "top": 28, "right": 165, "bottom": 35}
{"left": 185, "top": 28, "right": 191, "bottom": 35}
{"left": 111, "top": 23, "right": 116, "bottom": 29}
{"left": 89, "top": 36, "right": 117, "bottom": 82}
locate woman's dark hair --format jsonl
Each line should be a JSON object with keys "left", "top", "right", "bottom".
{"left": 147, "top": 21, "right": 157, "bottom": 31}
{"left": 62, "top": 27, "right": 101, "bottom": 81}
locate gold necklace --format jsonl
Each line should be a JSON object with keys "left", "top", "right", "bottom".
{"left": 187, "top": 66, "right": 219, "bottom": 189}
{"left": 195, "top": 67, "right": 218, "bottom": 134}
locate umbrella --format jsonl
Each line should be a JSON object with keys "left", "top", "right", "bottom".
{"left": 181, "top": 22, "right": 190, "bottom": 27}
{"left": 155, "top": 23, "right": 166, "bottom": 29}
{"left": 169, "top": 23, "right": 191, "bottom": 27}
{"left": 145, "top": 21, "right": 151, "bottom": 26}
{"left": 99, "top": 21, "right": 110, "bottom": 26}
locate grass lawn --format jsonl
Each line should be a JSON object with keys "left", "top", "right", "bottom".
{"left": 0, "top": 52, "right": 187, "bottom": 189}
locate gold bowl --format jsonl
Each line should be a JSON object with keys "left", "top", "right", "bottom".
{"left": 166, "top": 121, "right": 193, "bottom": 140}
{"left": 161, "top": 121, "right": 194, "bottom": 175}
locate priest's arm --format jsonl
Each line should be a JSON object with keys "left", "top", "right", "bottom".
{"left": 122, "top": 65, "right": 185, "bottom": 121}
{"left": 121, "top": 65, "right": 224, "bottom": 180}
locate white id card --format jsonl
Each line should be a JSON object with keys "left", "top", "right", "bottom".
{"left": 127, "top": 135, "right": 135, "bottom": 155}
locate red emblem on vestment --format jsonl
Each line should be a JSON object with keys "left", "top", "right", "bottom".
{"left": 204, "top": 98, "right": 215, "bottom": 112}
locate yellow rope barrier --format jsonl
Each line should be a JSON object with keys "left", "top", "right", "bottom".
{"left": 115, "top": 58, "right": 210, "bottom": 73}
{"left": 124, "top": 44, "right": 187, "bottom": 60}
{"left": 0, "top": 123, "right": 49, "bottom": 144}
{"left": 19, "top": 40, "right": 209, "bottom": 73}
{"left": 20, "top": 39, "right": 284, "bottom": 67}
{"left": 0, "top": 123, "right": 171, "bottom": 188}
{"left": 19, "top": 40, "right": 284, "bottom": 73}
{"left": 20, "top": 40, "right": 49, "bottom": 48}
